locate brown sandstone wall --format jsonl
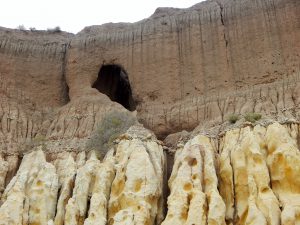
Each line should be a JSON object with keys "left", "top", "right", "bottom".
{"left": 66, "top": 0, "right": 300, "bottom": 136}
{"left": 0, "top": 0, "right": 299, "bottom": 150}
{"left": 0, "top": 1, "right": 299, "bottom": 222}
{"left": 0, "top": 27, "right": 72, "bottom": 108}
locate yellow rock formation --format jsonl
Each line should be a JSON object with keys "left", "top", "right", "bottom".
{"left": 0, "top": 0, "right": 299, "bottom": 223}
{"left": 161, "top": 135, "right": 225, "bottom": 225}
{"left": 0, "top": 149, "right": 58, "bottom": 225}
{"left": 0, "top": 123, "right": 299, "bottom": 225}
{"left": 266, "top": 123, "right": 300, "bottom": 224}
{"left": 108, "top": 134, "right": 165, "bottom": 225}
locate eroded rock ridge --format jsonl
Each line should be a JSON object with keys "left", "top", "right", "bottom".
{"left": 0, "top": 0, "right": 299, "bottom": 224}
{"left": 1, "top": 123, "right": 300, "bottom": 224}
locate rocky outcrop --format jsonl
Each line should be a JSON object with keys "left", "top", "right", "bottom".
{"left": 162, "top": 135, "right": 225, "bottom": 225}
{"left": 0, "top": 149, "right": 58, "bottom": 224}
{"left": 0, "top": 0, "right": 300, "bottom": 224}
{"left": 161, "top": 122, "right": 300, "bottom": 225}
{"left": 1, "top": 0, "right": 299, "bottom": 140}
{"left": 107, "top": 133, "right": 165, "bottom": 225}
{"left": 265, "top": 123, "right": 300, "bottom": 224}
{"left": 62, "top": 149, "right": 123, "bottom": 225}
{"left": 0, "top": 122, "right": 300, "bottom": 224}
{"left": 0, "top": 125, "right": 165, "bottom": 225}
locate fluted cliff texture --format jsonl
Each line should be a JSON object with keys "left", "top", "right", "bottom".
{"left": 1, "top": 123, "right": 300, "bottom": 224}
{"left": 66, "top": 0, "right": 300, "bottom": 136}
{"left": 0, "top": 0, "right": 300, "bottom": 224}
{"left": 0, "top": 0, "right": 299, "bottom": 139}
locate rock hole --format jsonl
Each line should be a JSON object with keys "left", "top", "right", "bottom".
{"left": 188, "top": 158, "right": 197, "bottom": 167}
{"left": 183, "top": 182, "right": 192, "bottom": 191}
{"left": 36, "top": 180, "right": 43, "bottom": 186}
{"left": 85, "top": 195, "right": 91, "bottom": 219}
{"left": 92, "top": 64, "right": 136, "bottom": 111}
{"left": 192, "top": 174, "right": 198, "bottom": 180}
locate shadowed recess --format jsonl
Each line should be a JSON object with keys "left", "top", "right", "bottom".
{"left": 92, "top": 64, "right": 136, "bottom": 111}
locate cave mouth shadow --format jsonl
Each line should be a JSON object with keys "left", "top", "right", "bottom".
{"left": 92, "top": 64, "right": 136, "bottom": 111}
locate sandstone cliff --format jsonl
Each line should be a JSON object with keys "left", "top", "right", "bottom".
{"left": 0, "top": 0, "right": 300, "bottom": 224}
{"left": 67, "top": 0, "right": 300, "bottom": 136}
{"left": 0, "top": 122, "right": 300, "bottom": 224}
{"left": 0, "top": 0, "right": 299, "bottom": 141}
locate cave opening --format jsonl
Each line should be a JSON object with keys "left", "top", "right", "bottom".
{"left": 92, "top": 64, "right": 136, "bottom": 111}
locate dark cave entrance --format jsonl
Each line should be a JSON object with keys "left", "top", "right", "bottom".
{"left": 92, "top": 64, "right": 136, "bottom": 111}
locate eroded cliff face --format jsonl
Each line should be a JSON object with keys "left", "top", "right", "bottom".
{"left": 0, "top": 125, "right": 166, "bottom": 225}
{"left": 0, "top": 0, "right": 299, "bottom": 142}
{"left": 0, "top": 28, "right": 72, "bottom": 107}
{"left": 67, "top": 0, "right": 300, "bottom": 136}
{"left": 1, "top": 122, "right": 300, "bottom": 225}
{"left": 0, "top": 0, "right": 300, "bottom": 224}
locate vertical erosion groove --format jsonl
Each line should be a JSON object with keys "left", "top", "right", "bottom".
{"left": 61, "top": 42, "right": 70, "bottom": 104}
